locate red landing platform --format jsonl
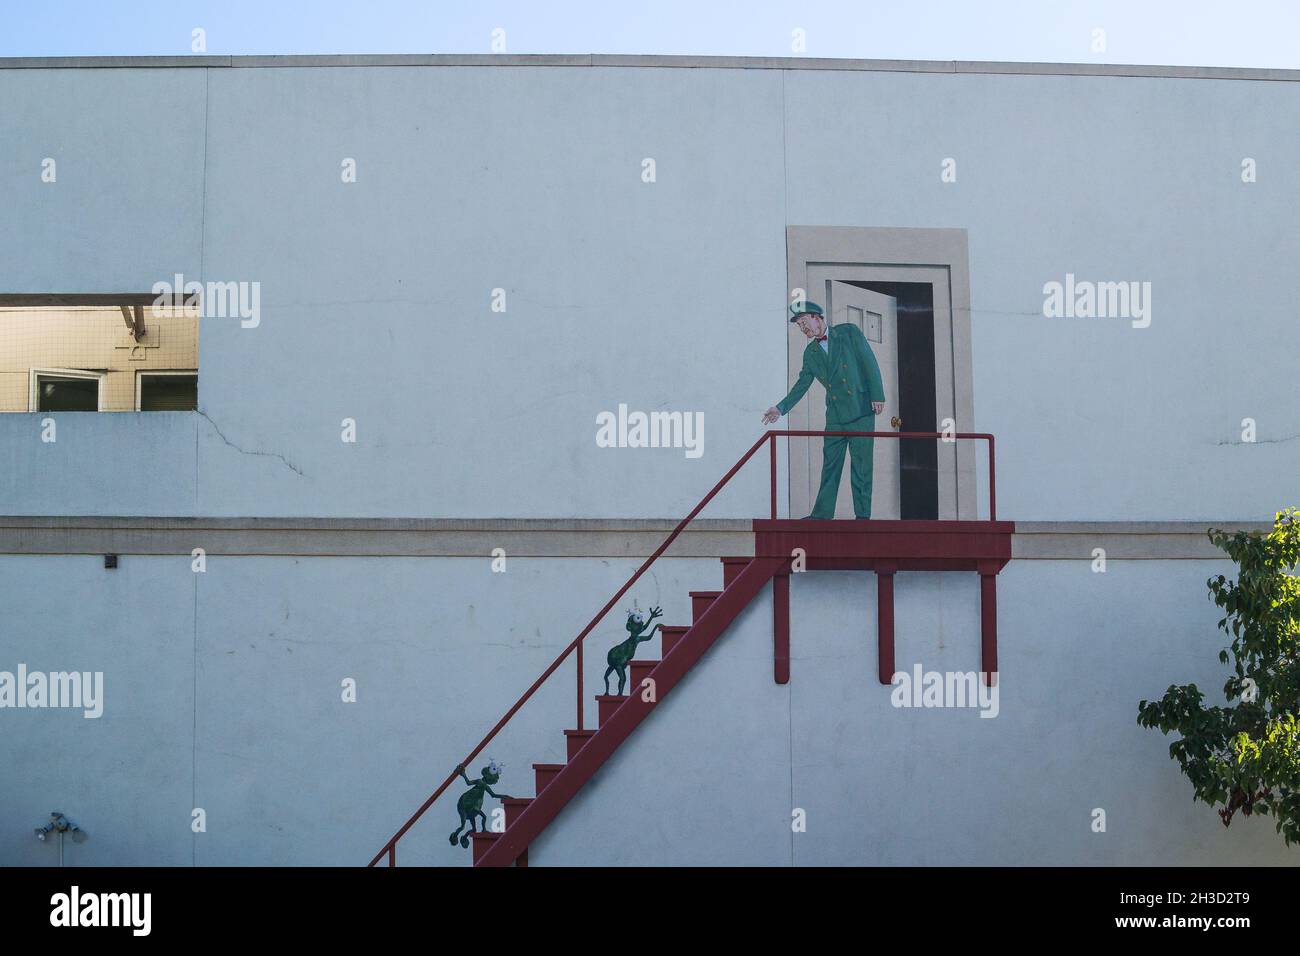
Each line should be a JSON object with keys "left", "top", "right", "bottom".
{"left": 750, "top": 519, "right": 1015, "bottom": 686}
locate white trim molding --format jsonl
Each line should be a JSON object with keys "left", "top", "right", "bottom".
{"left": 0, "top": 516, "right": 1271, "bottom": 560}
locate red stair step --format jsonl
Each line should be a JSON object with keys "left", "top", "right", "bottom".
{"left": 471, "top": 831, "right": 500, "bottom": 865}
{"left": 502, "top": 797, "right": 532, "bottom": 827}
{"left": 628, "top": 659, "right": 658, "bottom": 691}
{"left": 563, "top": 728, "right": 597, "bottom": 761}
{"left": 595, "top": 694, "right": 626, "bottom": 725}
{"left": 690, "top": 591, "right": 721, "bottom": 623}
{"left": 720, "top": 556, "right": 751, "bottom": 587}
{"left": 471, "top": 830, "right": 528, "bottom": 866}
{"left": 533, "top": 763, "right": 565, "bottom": 793}
{"left": 660, "top": 624, "right": 688, "bottom": 656}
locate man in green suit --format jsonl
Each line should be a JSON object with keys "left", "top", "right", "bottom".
{"left": 762, "top": 301, "right": 886, "bottom": 519}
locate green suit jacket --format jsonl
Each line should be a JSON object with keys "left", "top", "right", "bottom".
{"left": 777, "top": 323, "right": 885, "bottom": 423}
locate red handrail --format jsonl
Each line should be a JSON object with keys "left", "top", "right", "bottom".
{"left": 368, "top": 429, "right": 996, "bottom": 866}
{"left": 772, "top": 431, "right": 996, "bottom": 520}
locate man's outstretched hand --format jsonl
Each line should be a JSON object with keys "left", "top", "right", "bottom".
{"left": 873, "top": 401, "right": 884, "bottom": 415}
{"left": 762, "top": 406, "right": 781, "bottom": 425}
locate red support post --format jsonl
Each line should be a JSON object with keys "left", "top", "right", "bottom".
{"left": 978, "top": 560, "right": 999, "bottom": 687}
{"left": 387, "top": 844, "right": 395, "bottom": 866}
{"left": 769, "top": 435, "right": 777, "bottom": 519}
{"left": 576, "top": 642, "right": 584, "bottom": 730}
{"left": 987, "top": 435, "right": 997, "bottom": 521}
{"left": 773, "top": 568, "right": 790, "bottom": 684}
{"left": 876, "top": 563, "right": 897, "bottom": 685}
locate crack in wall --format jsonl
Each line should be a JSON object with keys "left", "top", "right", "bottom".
{"left": 196, "top": 409, "right": 306, "bottom": 477}
{"left": 1216, "top": 433, "right": 1300, "bottom": 446}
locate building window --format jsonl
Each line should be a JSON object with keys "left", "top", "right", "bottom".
{"left": 0, "top": 296, "right": 199, "bottom": 413}
{"left": 137, "top": 371, "right": 198, "bottom": 411}
{"left": 29, "top": 368, "right": 104, "bottom": 412}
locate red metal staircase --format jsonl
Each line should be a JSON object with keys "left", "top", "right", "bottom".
{"left": 473, "top": 553, "right": 787, "bottom": 865}
{"left": 368, "top": 429, "right": 1011, "bottom": 868}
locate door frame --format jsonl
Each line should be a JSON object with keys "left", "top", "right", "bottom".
{"left": 785, "top": 226, "right": 977, "bottom": 520}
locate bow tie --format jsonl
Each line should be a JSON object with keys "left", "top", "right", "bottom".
{"left": 815, "top": 335, "right": 828, "bottom": 343}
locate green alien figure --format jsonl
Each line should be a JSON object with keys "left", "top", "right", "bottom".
{"left": 604, "top": 605, "right": 663, "bottom": 696}
{"left": 449, "top": 760, "right": 512, "bottom": 848}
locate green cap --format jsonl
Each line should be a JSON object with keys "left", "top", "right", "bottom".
{"left": 789, "top": 300, "right": 824, "bottom": 322}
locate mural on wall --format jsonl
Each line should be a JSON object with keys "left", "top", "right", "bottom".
{"left": 448, "top": 761, "right": 513, "bottom": 849}
{"left": 762, "top": 300, "right": 886, "bottom": 519}
{"left": 604, "top": 605, "right": 663, "bottom": 695}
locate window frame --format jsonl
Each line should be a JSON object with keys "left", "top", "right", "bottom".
{"left": 28, "top": 367, "right": 106, "bottom": 413}
{"left": 134, "top": 369, "right": 198, "bottom": 412}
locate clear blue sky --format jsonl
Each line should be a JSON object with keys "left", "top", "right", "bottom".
{"left": 1, "top": 0, "right": 1296, "bottom": 67}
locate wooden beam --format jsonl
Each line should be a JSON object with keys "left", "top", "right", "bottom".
{"left": 0, "top": 293, "right": 164, "bottom": 307}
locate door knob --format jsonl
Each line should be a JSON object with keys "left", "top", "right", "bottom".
{"left": 890, "top": 416, "right": 902, "bottom": 429}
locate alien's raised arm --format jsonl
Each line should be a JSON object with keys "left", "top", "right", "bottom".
{"left": 455, "top": 763, "right": 472, "bottom": 784}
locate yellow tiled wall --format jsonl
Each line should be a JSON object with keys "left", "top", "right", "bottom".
{"left": 0, "top": 307, "right": 199, "bottom": 412}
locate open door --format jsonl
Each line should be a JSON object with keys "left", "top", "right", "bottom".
{"left": 795, "top": 281, "right": 901, "bottom": 519}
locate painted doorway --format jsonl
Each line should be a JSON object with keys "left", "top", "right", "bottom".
{"left": 785, "top": 227, "right": 977, "bottom": 520}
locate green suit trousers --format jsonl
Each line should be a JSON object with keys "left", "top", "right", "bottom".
{"left": 811, "top": 411, "right": 875, "bottom": 519}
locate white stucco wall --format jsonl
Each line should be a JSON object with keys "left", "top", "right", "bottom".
{"left": 1, "top": 62, "right": 1296, "bottom": 520}
{"left": 3, "top": 552, "right": 1291, "bottom": 866}
{"left": 539, "top": 556, "right": 1294, "bottom": 865}
{"left": 1, "top": 57, "right": 1294, "bottom": 868}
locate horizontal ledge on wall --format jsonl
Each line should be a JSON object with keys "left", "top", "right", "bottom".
{"left": 0, "top": 516, "right": 752, "bottom": 559}
{"left": 0, "top": 55, "right": 1297, "bottom": 83}
{"left": 0, "top": 517, "right": 1273, "bottom": 559}
{"left": 1012, "top": 521, "right": 1273, "bottom": 560}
